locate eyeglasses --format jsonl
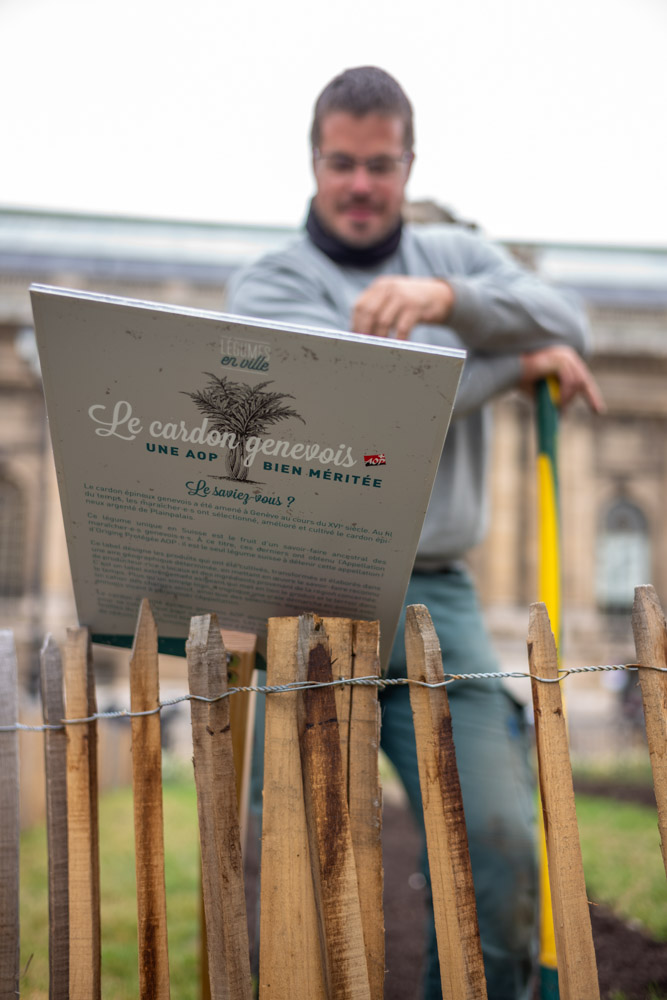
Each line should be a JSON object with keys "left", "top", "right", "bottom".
{"left": 313, "top": 150, "right": 413, "bottom": 177}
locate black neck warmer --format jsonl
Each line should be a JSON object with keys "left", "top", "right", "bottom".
{"left": 305, "top": 200, "right": 402, "bottom": 268}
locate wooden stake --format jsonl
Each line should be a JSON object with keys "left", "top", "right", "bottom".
{"left": 528, "top": 602, "right": 600, "bottom": 1000}
{"left": 221, "top": 628, "right": 258, "bottom": 844}
{"left": 187, "top": 614, "right": 252, "bottom": 1000}
{"left": 297, "top": 614, "right": 371, "bottom": 1000}
{"left": 130, "top": 600, "right": 171, "bottom": 998}
{"left": 259, "top": 617, "right": 326, "bottom": 999}
{"left": 0, "top": 631, "right": 20, "bottom": 1000}
{"left": 349, "top": 620, "right": 384, "bottom": 1000}
{"left": 405, "top": 605, "right": 487, "bottom": 1000}
{"left": 324, "top": 617, "right": 354, "bottom": 791}
{"left": 201, "top": 628, "right": 256, "bottom": 1000}
{"left": 64, "top": 627, "right": 101, "bottom": 1000}
{"left": 40, "top": 635, "right": 69, "bottom": 1000}
{"left": 631, "top": 585, "right": 667, "bottom": 877}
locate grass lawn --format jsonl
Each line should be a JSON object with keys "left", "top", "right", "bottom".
{"left": 20, "top": 777, "right": 202, "bottom": 999}
{"left": 576, "top": 793, "right": 667, "bottom": 940}
{"left": 18, "top": 773, "right": 667, "bottom": 996}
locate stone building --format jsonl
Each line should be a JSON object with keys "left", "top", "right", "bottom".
{"left": 1, "top": 206, "right": 665, "bottom": 746}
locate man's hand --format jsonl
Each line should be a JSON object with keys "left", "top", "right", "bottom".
{"left": 351, "top": 276, "right": 454, "bottom": 340}
{"left": 520, "top": 345, "right": 605, "bottom": 413}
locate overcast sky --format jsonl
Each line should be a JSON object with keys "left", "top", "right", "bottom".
{"left": 2, "top": 0, "right": 665, "bottom": 246}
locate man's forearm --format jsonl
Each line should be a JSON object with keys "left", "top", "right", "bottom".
{"left": 446, "top": 273, "right": 590, "bottom": 356}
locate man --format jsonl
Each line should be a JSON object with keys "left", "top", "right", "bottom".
{"left": 227, "top": 66, "right": 602, "bottom": 1000}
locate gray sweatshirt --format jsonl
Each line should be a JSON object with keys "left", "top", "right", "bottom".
{"left": 226, "top": 225, "right": 589, "bottom": 569}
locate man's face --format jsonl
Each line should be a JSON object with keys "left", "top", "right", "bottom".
{"left": 312, "top": 112, "right": 413, "bottom": 247}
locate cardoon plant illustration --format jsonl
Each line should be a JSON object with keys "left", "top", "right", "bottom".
{"left": 184, "top": 372, "right": 305, "bottom": 481}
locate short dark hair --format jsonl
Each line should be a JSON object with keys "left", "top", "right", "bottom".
{"left": 310, "top": 66, "right": 414, "bottom": 152}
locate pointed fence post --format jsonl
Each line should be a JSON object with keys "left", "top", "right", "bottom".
{"left": 527, "top": 603, "right": 599, "bottom": 1000}
{"left": 64, "top": 627, "right": 101, "bottom": 1000}
{"left": 40, "top": 635, "right": 69, "bottom": 1000}
{"left": 259, "top": 616, "right": 326, "bottom": 999}
{"left": 405, "top": 605, "right": 487, "bottom": 1000}
{"left": 187, "top": 614, "right": 252, "bottom": 1000}
{"left": 349, "top": 620, "right": 384, "bottom": 1000}
{"left": 130, "top": 600, "right": 171, "bottom": 998}
{"left": 324, "top": 617, "right": 354, "bottom": 785}
{"left": 200, "top": 628, "right": 257, "bottom": 1000}
{"left": 222, "top": 629, "right": 258, "bottom": 843}
{"left": 0, "top": 631, "right": 20, "bottom": 1000}
{"left": 296, "top": 614, "right": 371, "bottom": 1000}
{"left": 631, "top": 585, "right": 667, "bottom": 877}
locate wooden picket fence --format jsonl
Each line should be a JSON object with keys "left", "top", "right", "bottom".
{"left": 1, "top": 586, "right": 666, "bottom": 1000}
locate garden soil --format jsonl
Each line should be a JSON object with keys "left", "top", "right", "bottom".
{"left": 246, "top": 791, "right": 667, "bottom": 999}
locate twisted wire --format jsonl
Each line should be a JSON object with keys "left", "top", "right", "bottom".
{"left": 2, "top": 662, "right": 663, "bottom": 733}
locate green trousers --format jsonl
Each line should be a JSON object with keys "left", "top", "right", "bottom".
{"left": 383, "top": 567, "right": 538, "bottom": 1000}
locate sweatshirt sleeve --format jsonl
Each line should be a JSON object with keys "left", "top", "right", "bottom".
{"left": 442, "top": 232, "right": 590, "bottom": 356}
{"left": 452, "top": 353, "right": 522, "bottom": 418}
{"left": 225, "top": 256, "right": 345, "bottom": 332}
{"left": 226, "top": 232, "right": 590, "bottom": 420}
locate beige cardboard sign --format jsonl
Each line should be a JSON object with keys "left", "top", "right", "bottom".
{"left": 31, "top": 285, "right": 464, "bottom": 668}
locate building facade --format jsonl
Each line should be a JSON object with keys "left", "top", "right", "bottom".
{"left": 1, "top": 207, "right": 665, "bottom": 742}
